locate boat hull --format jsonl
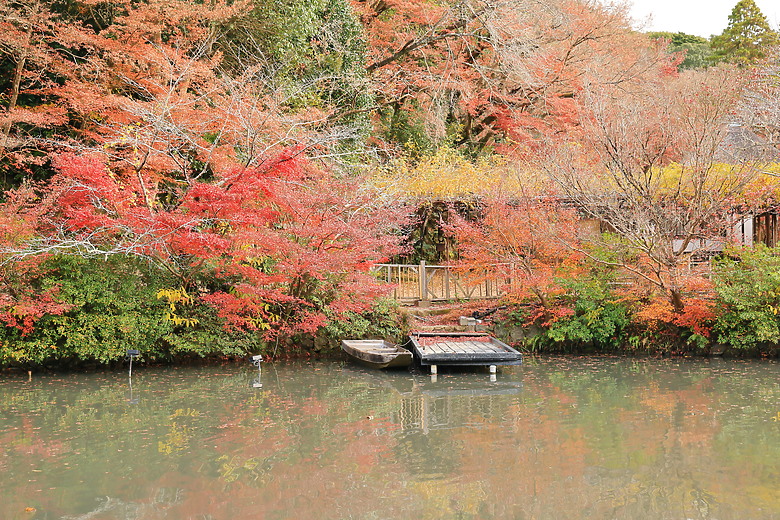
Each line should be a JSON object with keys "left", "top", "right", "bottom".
{"left": 341, "top": 340, "right": 413, "bottom": 369}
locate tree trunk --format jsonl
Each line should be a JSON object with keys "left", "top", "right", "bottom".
{"left": 670, "top": 288, "right": 685, "bottom": 314}
{"left": 0, "top": 53, "right": 27, "bottom": 159}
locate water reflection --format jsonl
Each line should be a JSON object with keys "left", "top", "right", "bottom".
{"left": 0, "top": 357, "right": 778, "bottom": 519}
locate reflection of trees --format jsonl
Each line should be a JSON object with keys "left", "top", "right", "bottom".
{"left": 0, "top": 359, "right": 778, "bottom": 519}
{"left": 502, "top": 358, "right": 780, "bottom": 519}
{"left": 391, "top": 378, "right": 524, "bottom": 479}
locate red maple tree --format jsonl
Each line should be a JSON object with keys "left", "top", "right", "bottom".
{"left": 0, "top": 146, "right": 404, "bottom": 339}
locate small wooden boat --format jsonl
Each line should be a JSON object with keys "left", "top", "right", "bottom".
{"left": 341, "top": 339, "right": 413, "bottom": 369}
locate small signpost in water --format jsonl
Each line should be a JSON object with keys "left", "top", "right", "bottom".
{"left": 126, "top": 350, "right": 140, "bottom": 378}
{"left": 251, "top": 355, "right": 263, "bottom": 388}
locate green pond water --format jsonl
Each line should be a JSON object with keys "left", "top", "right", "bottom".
{"left": 1, "top": 357, "right": 778, "bottom": 519}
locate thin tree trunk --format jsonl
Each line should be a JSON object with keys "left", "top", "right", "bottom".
{"left": 0, "top": 53, "right": 28, "bottom": 158}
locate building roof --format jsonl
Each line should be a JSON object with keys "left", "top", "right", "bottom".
{"left": 715, "top": 123, "right": 780, "bottom": 163}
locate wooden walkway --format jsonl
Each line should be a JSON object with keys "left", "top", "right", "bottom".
{"left": 408, "top": 332, "right": 523, "bottom": 367}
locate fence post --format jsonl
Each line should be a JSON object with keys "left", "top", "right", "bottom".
{"left": 510, "top": 262, "right": 516, "bottom": 293}
{"left": 419, "top": 260, "right": 428, "bottom": 304}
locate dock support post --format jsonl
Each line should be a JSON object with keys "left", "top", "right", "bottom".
{"left": 489, "top": 365, "right": 496, "bottom": 374}
{"left": 430, "top": 365, "right": 437, "bottom": 375}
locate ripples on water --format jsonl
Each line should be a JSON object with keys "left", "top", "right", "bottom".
{"left": 0, "top": 357, "right": 778, "bottom": 519}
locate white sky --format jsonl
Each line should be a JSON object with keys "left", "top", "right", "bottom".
{"left": 628, "top": 0, "right": 780, "bottom": 38}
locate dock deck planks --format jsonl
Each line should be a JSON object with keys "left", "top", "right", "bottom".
{"left": 409, "top": 332, "right": 522, "bottom": 366}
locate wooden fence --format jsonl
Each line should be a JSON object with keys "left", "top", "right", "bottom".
{"left": 373, "top": 257, "right": 717, "bottom": 304}
{"left": 372, "top": 262, "right": 504, "bottom": 303}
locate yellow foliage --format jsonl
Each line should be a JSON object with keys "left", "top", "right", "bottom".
{"left": 372, "top": 148, "right": 545, "bottom": 199}
{"left": 217, "top": 455, "right": 260, "bottom": 483}
{"left": 156, "top": 287, "right": 194, "bottom": 305}
{"left": 170, "top": 408, "right": 201, "bottom": 418}
{"left": 246, "top": 306, "right": 279, "bottom": 331}
{"left": 650, "top": 161, "right": 780, "bottom": 200}
{"left": 246, "top": 317, "right": 272, "bottom": 330}
{"left": 158, "top": 422, "right": 190, "bottom": 455}
{"left": 164, "top": 312, "right": 199, "bottom": 327}
{"left": 372, "top": 147, "right": 780, "bottom": 204}
{"left": 743, "top": 162, "right": 780, "bottom": 200}
{"left": 157, "top": 288, "right": 199, "bottom": 327}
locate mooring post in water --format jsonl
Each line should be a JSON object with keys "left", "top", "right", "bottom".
{"left": 251, "top": 355, "right": 263, "bottom": 388}
{"left": 125, "top": 350, "right": 140, "bottom": 404}
{"left": 430, "top": 365, "right": 437, "bottom": 375}
{"left": 127, "top": 373, "right": 140, "bottom": 404}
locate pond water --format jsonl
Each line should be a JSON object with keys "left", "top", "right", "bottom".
{"left": 1, "top": 357, "right": 778, "bottom": 519}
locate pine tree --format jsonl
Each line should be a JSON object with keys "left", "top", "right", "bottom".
{"left": 711, "top": 0, "right": 779, "bottom": 66}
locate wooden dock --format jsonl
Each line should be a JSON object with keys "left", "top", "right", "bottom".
{"left": 408, "top": 332, "right": 522, "bottom": 367}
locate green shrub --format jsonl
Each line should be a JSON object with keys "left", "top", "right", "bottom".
{"left": 0, "top": 256, "right": 270, "bottom": 367}
{"left": 0, "top": 256, "right": 173, "bottom": 366}
{"left": 322, "top": 298, "right": 408, "bottom": 348}
{"left": 713, "top": 246, "right": 780, "bottom": 351}
{"left": 160, "top": 303, "right": 267, "bottom": 359}
{"left": 539, "top": 276, "right": 630, "bottom": 351}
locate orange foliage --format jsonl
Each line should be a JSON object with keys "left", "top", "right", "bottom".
{"left": 357, "top": 0, "right": 679, "bottom": 153}
{"left": 636, "top": 293, "right": 716, "bottom": 337}
{"left": 451, "top": 194, "right": 582, "bottom": 308}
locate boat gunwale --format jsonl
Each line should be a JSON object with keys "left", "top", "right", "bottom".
{"left": 341, "top": 339, "right": 413, "bottom": 369}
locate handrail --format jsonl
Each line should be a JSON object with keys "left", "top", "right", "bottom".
{"left": 372, "top": 262, "right": 504, "bottom": 302}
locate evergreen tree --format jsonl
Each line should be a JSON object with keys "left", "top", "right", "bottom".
{"left": 216, "top": 0, "right": 372, "bottom": 140}
{"left": 711, "top": 0, "right": 779, "bottom": 66}
{"left": 648, "top": 32, "right": 713, "bottom": 70}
